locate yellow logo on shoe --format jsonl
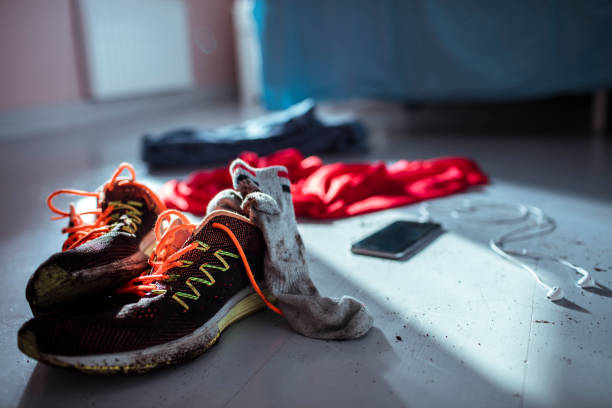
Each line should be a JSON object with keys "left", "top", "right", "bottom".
{"left": 172, "top": 244, "right": 239, "bottom": 311}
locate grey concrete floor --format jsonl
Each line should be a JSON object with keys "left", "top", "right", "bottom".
{"left": 1, "top": 98, "right": 611, "bottom": 407}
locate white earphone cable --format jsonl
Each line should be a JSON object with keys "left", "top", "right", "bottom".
{"left": 419, "top": 200, "right": 595, "bottom": 300}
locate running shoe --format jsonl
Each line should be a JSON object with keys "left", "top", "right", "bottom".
{"left": 26, "top": 163, "right": 165, "bottom": 316}
{"left": 18, "top": 209, "right": 276, "bottom": 373}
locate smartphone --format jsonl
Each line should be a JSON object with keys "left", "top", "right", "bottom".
{"left": 351, "top": 220, "right": 443, "bottom": 260}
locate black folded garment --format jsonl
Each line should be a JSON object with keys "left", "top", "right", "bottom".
{"left": 142, "top": 99, "right": 368, "bottom": 169}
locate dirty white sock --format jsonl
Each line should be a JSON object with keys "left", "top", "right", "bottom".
{"left": 208, "top": 159, "right": 373, "bottom": 339}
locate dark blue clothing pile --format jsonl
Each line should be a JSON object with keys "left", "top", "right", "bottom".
{"left": 142, "top": 99, "right": 368, "bottom": 169}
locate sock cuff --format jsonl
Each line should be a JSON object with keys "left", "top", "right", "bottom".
{"left": 229, "top": 159, "right": 289, "bottom": 190}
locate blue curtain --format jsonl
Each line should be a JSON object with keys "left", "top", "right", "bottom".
{"left": 253, "top": 0, "right": 612, "bottom": 109}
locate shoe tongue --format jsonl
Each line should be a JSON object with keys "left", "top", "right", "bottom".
{"left": 67, "top": 204, "right": 82, "bottom": 228}
{"left": 185, "top": 215, "right": 214, "bottom": 245}
{"left": 99, "top": 182, "right": 151, "bottom": 211}
{"left": 165, "top": 218, "right": 192, "bottom": 254}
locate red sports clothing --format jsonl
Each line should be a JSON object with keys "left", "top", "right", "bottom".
{"left": 160, "top": 148, "right": 488, "bottom": 219}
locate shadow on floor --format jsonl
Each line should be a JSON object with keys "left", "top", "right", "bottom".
{"left": 18, "top": 252, "right": 520, "bottom": 408}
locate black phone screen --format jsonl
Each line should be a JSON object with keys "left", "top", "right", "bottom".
{"left": 351, "top": 221, "right": 441, "bottom": 256}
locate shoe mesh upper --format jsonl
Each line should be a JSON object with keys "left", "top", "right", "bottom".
{"left": 23, "top": 214, "right": 265, "bottom": 356}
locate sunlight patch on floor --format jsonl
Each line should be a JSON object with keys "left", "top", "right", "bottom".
{"left": 305, "top": 227, "right": 552, "bottom": 404}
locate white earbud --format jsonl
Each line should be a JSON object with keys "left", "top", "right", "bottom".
{"left": 546, "top": 287, "right": 564, "bottom": 301}
{"left": 424, "top": 200, "right": 596, "bottom": 301}
{"left": 575, "top": 267, "right": 596, "bottom": 288}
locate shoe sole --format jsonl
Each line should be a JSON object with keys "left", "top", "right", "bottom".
{"left": 19, "top": 286, "right": 271, "bottom": 374}
{"left": 28, "top": 231, "right": 157, "bottom": 315}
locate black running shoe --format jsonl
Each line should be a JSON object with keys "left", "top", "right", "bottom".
{"left": 18, "top": 209, "right": 277, "bottom": 374}
{"left": 26, "top": 163, "right": 165, "bottom": 316}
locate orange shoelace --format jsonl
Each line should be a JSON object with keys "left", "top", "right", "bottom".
{"left": 47, "top": 163, "right": 161, "bottom": 251}
{"left": 117, "top": 210, "right": 282, "bottom": 315}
